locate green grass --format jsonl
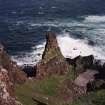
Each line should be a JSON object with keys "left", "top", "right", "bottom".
{"left": 15, "top": 67, "right": 105, "bottom": 105}
{"left": 67, "top": 65, "right": 76, "bottom": 81}
{"left": 14, "top": 66, "right": 77, "bottom": 105}
{"left": 15, "top": 75, "right": 65, "bottom": 105}
{"left": 34, "top": 75, "right": 65, "bottom": 96}
{"left": 62, "top": 89, "right": 105, "bottom": 105}
{"left": 15, "top": 80, "right": 37, "bottom": 105}
{"left": 89, "top": 89, "right": 105, "bottom": 105}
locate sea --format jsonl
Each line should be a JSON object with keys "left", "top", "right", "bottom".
{"left": 0, "top": 0, "right": 105, "bottom": 65}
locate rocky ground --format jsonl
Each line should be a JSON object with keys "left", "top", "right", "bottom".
{"left": 0, "top": 32, "right": 105, "bottom": 105}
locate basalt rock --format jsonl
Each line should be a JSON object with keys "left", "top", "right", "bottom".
{"left": 66, "top": 55, "right": 105, "bottom": 91}
{"left": 36, "top": 32, "right": 69, "bottom": 79}
{"left": 0, "top": 66, "right": 22, "bottom": 105}
{"left": 66, "top": 55, "right": 94, "bottom": 74}
{"left": 0, "top": 44, "right": 27, "bottom": 84}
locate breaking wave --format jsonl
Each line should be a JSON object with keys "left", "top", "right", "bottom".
{"left": 57, "top": 32, "right": 105, "bottom": 60}
{"left": 84, "top": 15, "right": 105, "bottom": 23}
{"left": 12, "top": 42, "right": 46, "bottom": 65}
{"left": 12, "top": 31, "right": 105, "bottom": 66}
{"left": 11, "top": 15, "right": 105, "bottom": 65}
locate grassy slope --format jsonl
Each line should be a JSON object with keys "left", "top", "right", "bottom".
{"left": 15, "top": 75, "right": 65, "bottom": 105}
{"left": 63, "top": 90, "right": 105, "bottom": 105}
{"left": 14, "top": 51, "right": 105, "bottom": 105}
{"left": 15, "top": 74, "right": 105, "bottom": 105}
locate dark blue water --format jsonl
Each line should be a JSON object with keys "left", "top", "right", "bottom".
{"left": 0, "top": 0, "right": 105, "bottom": 65}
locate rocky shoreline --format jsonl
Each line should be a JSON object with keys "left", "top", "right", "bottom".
{"left": 0, "top": 32, "right": 105, "bottom": 105}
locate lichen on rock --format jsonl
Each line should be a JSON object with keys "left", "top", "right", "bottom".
{"left": 36, "top": 32, "right": 70, "bottom": 78}
{"left": 0, "top": 66, "right": 23, "bottom": 105}
{"left": 0, "top": 44, "right": 27, "bottom": 84}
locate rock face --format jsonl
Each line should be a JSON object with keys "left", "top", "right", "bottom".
{"left": 36, "top": 32, "right": 69, "bottom": 78}
{"left": 74, "top": 69, "right": 98, "bottom": 87}
{"left": 32, "top": 33, "right": 93, "bottom": 104}
{"left": 0, "top": 66, "right": 22, "bottom": 105}
{"left": 0, "top": 44, "right": 27, "bottom": 84}
{"left": 66, "top": 55, "right": 94, "bottom": 74}
{"left": 0, "top": 44, "right": 27, "bottom": 105}
{"left": 33, "top": 32, "right": 105, "bottom": 104}
{"left": 66, "top": 55, "right": 105, "bottom": 91}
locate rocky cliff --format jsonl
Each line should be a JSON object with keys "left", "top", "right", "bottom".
{"left": 0, "top": 44, "right": 27, "bottom": 105}
{"left": 36, "top": 32, "right": 69, "bottom": 79}
{"left": 1, "top": 32, "right": 105, "bottom": 105}
{"left": 32, "top": 32, "right": 105, "bottom": 105}
{"left": 0, "top": 66, "right": 23, "bottom": 105}
{"left": 0, "top": 44, "right": 27, "bottom": 84}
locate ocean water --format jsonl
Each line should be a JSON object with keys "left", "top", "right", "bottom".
{"left": 0, "top": 0, "right": 105, "bottom": 65}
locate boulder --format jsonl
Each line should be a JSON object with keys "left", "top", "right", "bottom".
{"left": 74, "top": 69, "right": 98, "bottom": 89}
{"left": 66, "top": 55, "right": 94, "bottom": 74}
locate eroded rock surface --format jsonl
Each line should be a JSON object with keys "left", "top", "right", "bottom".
{"left": 0, "top": 44, "right": 27, "bottom": 84}
{"left": 36, "top": 32, "right": 69, "bottom": 79}
{"left": 66, "top": 55, "right": 105, "bottom": 91}
{"left": 0, "top": 44, "right": 26, "bottom": 105}
{"left": 0, "top": 66, "right": 22, "bottom": 105}
{"left": 74, "top": 69, "right": 98, "bottom": 87}
{"left": 33, "top": 32, "right": 105, "bottom": 105}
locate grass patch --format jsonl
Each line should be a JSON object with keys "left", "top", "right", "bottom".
{"left": 15, "top": 80, "right": 37, "bottom": 105}
{"left": 15, "top": 75, "right": 65, "bottom": 105}
{"left": 15, "top": 68, "right": 105, "bottom": 105}
{"left": 62, "top": 89, "right": 105, "bottom": 105}
{"left": 67, "top": 65, "right": 76, "bottom": 81}
{"left": 89, "top": 89, "right": 105, "bottom": 105}
{"left": 34, "top": 75, "right": 65, "bottom": 96}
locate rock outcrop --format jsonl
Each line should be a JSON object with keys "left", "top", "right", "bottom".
{"left": 0, "top": 44, "right": 27, "bottom": 84}
{"left": 66, "top": 55, "right": 94, "bottom": 74}
{"left": 0, "top": 66, "right": 22, "bottom": 105}
{"left": 66, "top": 55, "right": 105, "bottom": 91}
{"left": 0, "top": 44, "right": 27, "bottom": 105}
{"left": 30, "top": 33, "right": 91, "bottom": 104}
{"left": 32, "top": 32, "right": 105, "bottom": 104}
{"left": 36, "top": 32, "right": 69, "bottom": 79}
{"left": 74, "top": 69, "right": 98, "bottom": 88}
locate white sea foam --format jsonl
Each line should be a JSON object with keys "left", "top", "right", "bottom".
{"left": 12, "top": 15, "right": 105, "bottom": 65}
{"left": 12, "top": 32, "right": 105, "bottom": 66}
{"left": 12, "top": 42, "right": 46, "bottom": 66}
{"left": 29, "top": 21, "right": 81, "bottom": 28}
{"left": 84, "top": 15, "right": 105, "bottom": 23}
{"left": 57, "top": 32, "right": 105, "bottom": 60}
